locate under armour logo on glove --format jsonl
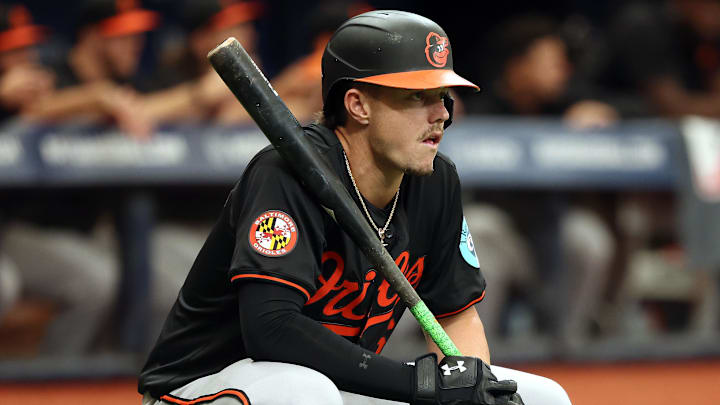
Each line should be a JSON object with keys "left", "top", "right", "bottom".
{"left": 413, "top": 354, "right": 523, "bottom": 405}
{"left": 441, "top": 360, "right": 467, "bottom": 375}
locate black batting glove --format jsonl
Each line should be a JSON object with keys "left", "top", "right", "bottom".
{"left": 412, "top": 353, "right": 524, "bottom": 405}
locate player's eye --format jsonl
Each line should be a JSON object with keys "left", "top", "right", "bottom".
{"left": 410, "top": 91, "right": 424, "bottom": 101}
{"left": 409, "top": 90, "right": 447, "bottom": 104}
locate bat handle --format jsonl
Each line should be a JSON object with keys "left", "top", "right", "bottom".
{"left": 409, "top": 302, "right": 462, "bottom": 356}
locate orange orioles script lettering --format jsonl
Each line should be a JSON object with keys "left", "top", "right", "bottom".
{"left": 248, "top": 210, "right": 298, "bottom": 257}
{"left": 306, "top": 250, "right": 425, "bottom": 350}
{"left": 425, "top": 32, "right": 449, "bottom": 68}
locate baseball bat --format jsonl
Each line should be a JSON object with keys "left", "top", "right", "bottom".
{"left": 208, "top": 37, "right": 461, "bottom": 356}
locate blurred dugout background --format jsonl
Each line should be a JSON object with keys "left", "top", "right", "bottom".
{"left": 1, "top": 0, "right": 720, "bottom": 404}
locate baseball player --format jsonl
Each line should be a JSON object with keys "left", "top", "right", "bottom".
{"left": 139, "top": 10, "right": 572, "bottom": 405}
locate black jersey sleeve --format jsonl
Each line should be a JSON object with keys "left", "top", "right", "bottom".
{"left": 415, "top": 158, "right": 486, "bottom": 318}
{"left": 228, "top": 149, "right": 328, "bottom": 299}
{"left": 237, "top": 281, "right": 413, "bottom": 401}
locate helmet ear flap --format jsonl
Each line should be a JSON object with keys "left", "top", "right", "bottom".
{"left": 443, "top": 93, "right": 454, "bottom": 129}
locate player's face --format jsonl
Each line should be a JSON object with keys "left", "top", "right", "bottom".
{"left": 104, "top": 33, "right": 146, "bottom": 80}
{"left": 193, "top": 23, "right": 258, "bottom": 62}
{"left": 522, "top": 36, "right": 569, "bottom": 101}
{"left": 0, "top": 47, "right": 37, "bottom": 72}
{"left": 364, "top": 86, "right": 450, "bottom": 176}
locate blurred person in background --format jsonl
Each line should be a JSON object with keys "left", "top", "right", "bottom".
{"left": 0, "top": 1, "right": 118, "bottom": 357}
{"left": 132, "top": 0, "right": 266, "bottom": 348}
{"left": 0, "top": 1, "right": 54, "bottom": 122}
{"left": 8, "top": 0, "right": 159, "bottom": 138}
{"left": 608, "top": 0, "right": 720, "bottom": 118}
{"left": 270, "top": 1, "right": 373, "bottom": 124}
{"left": 0, "top": 247, "right": 20, "bottom": 321}
{"left": 466, "top": 15, "right": 618, "bottom": 128}
{"left": 463, "top": 15, "right": 617, "bottom": 349}
{"left": 141, "top": 0, "right": 373, "bottom": 125}
{"left": 138, "top": 0, "right": 263, "bottom": 125}
{"left": 603, "top": 0, "right": 720, "bottom": 337}
{"left": 0, "top": 0, "right": 45, "bottom": 336}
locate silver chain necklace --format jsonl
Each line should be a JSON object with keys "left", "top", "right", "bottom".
{"left": 343, "top": 151, "right": 399, "bottom": 245}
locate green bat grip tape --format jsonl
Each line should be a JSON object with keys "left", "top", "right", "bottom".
{"left": 409, "top": 301, "right": 462, "bottom": 356}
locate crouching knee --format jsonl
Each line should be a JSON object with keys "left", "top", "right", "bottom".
{"left": 252, "top": 363, "right": 343, "bottom": 405}
{"left": 491, "top": 366, "right": 572, "bottom": 405}
{"left": 534, "top": 376, "right": 572, "bottom": 405}
{"left": 284, "top": 367, "right": 342, "bottom": 405}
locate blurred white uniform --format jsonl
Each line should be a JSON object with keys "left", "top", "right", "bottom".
{"left": 0, "top": 252, "right": 20, "bottom": 319}
{"left": 2, "top": 223, "right": 118, "bottom": 354}
{"left": 465, "top": 203, "right": 615, "bottom": 344}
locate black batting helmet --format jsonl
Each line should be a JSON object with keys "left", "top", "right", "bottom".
{"left": 321, "top": 10, "right": 478, "bottom": 104}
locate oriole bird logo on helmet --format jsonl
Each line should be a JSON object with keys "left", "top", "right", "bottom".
{"left": 425, "top": 32, "right": 449, "bottom": 68}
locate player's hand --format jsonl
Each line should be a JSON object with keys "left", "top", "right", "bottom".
{"left": 99, "top": 84, "right": 154, "bottom": 139}
{"left": 195, "top": 69, "right": 236, "bottom": 108}
{"left": 412, "top": 353, "right": 524, "bottom": 405}
{"left": 563, "top": 100, "right": 618, "bottom": 131}
{"left": 0, "top": 64, "right": 55, "bottom": 110}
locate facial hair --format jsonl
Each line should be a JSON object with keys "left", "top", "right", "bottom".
{"left": 404, "top": 165, "right": 434, "bottom": 176}
{"left": 404, "top": 125, "right": 444, "bottom": 176}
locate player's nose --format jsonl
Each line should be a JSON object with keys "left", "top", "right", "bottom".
{"left": 430, "top": 97, "right": 450, "bottom": 124}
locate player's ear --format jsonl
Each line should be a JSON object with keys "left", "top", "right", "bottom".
{"left": 344, "top": 87, "right": 370, "bottom": 125}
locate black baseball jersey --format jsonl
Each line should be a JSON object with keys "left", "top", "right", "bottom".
{"left": 139, "top": 123, "right": 486, "bottom": 398}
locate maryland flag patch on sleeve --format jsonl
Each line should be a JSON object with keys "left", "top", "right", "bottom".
{"left": 248, "top": 210, "right": 299, "bottom": 257}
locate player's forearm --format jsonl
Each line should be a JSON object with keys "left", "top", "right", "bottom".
{"left": 237, "top": 282, "right": 413, "bottom": 401}
{"left": 22, "top": 82, "right": 113, "bottom": 121}
{"left": 426, "top": 306, "right": 491, "bottom": 364}
{"left": 139, "top": 83, "right": 200, "bottom": 122}
{"left": 647, "top": 77, "right": 720, "bottom": 117}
